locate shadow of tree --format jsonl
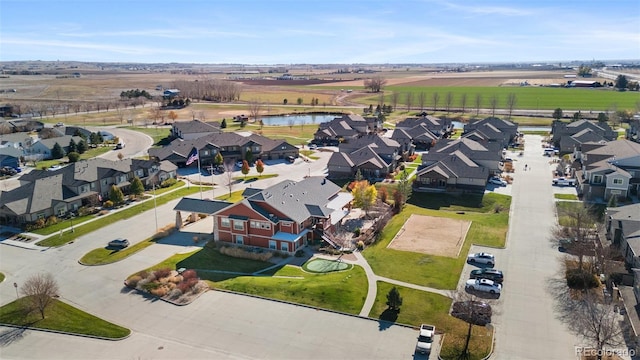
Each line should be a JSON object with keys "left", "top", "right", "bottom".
{"left": 378, "top": 308, "right": 399, "bottom": 331}
{"left": 0, "top": 326, "right": 28, "bottom": 347}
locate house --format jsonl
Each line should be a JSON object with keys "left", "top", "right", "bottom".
{"left": 423, "top": 137, "right": 503, "bottom": 175}
{"left": 0, "top": 154, "right": 19, "bottom": 169}
{"left": 463, "top": 117, "right": 518, "bottom": 148}
{"left": 148, "top": 131, "right": 299, "bottom": 167}
{"left": 338, "top": 135, "right": 401, "bottom": 168}
{"left": 605, "top": 203, "right": 640, "bottom": 268}
{"left": 574, "top": 139, "right": 640, "bottom": 201}
{"left": 559, "top": 128, "right": 607, "bottom": 154}
{"left": 627, "top": 117, "right": 640, "bottom": 143}
{"left": 327, "top": 145, "right": 392, "bottom": 180}
{"left": 0, "top": 131, "right": 36, "bottom": 151}
{"left": 171, "top": 120, "right": 223, "bottom": 140}
{"left": 391, "top": 125, "right": 437, "bottom": 151}
{"left": 312, "top": 114, "right": 381, "bottom": 144}
{"left": 0, "top": 158, "right": 177, "bottom": 225}
{"left": 414, "top": 150, "right": 490, "bottom": 192}
{"left": 26, "top": 135, "right": 84, "bottom": 159}
{"left": 396, "top": 114, "right": 452, "bottom": 138}
{"left": 551, "top": 120, "right": 617, "bottom": 151}
{"left": 209, "top": 177, "right": 353, "bottom": 253}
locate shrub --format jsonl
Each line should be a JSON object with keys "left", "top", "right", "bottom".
{"left": 354, "top": 228, "right": 361, "bottom": 236}
{"left": 136, "top": 270, "right": 150, "bottom": 279}
{"left": 181, "top": 269, "right": 198, "bottom": 281}
{"left": 295, "top": 249, "right": 305, "bottom": 257}
{"left": 177, "top": 281, "right": 192, "bottom": 293}
{"left": 103, "top": 200, "right": 114, "bottom": 208}
{"left": 218, "top": 245, "right": 273, "bottom": 261}
{"left": 191, "top": 281, "right": 209, "bottom": 294}
{"left": 160, "top": 178, "right": 177, "bottom": 188}
{"left": 356, "top": 241, "right": 365, "bottom": 250}
{"left": 154, "top": 268, "right": 172, "bottom": 279}
{"left": 142, "top": 281, "right": 160, "bottom": 291}
{"left": 168, "top": 288, "right": 182, "bottom": 300}
{"left": 150, "top": 286, "right": 168, "bottom": 297}
{"left": 167, "top": 275, "right": 182, "bottom": 284}
{"left": 566, "top": 268, "right": 599, "bottom": 289}
{"left": 45, "top": 216, "right": 58, "bottom": 226}
{"left": 127, "top": 275, "right": 142, "bottom": 288}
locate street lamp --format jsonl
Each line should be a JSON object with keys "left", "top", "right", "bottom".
{"left": 13, "top": 282, "right": 18, "bottom": 299}
{"left": 70, "top": 214, "right": 75, "bottom": 233}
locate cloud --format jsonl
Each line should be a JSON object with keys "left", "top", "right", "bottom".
{"left": 2, "top": 37, "right": 193, "bottom": 56}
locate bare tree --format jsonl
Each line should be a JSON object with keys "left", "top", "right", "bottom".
{"left": 460, "top": 93, "right": 468, "bottom": 116}
{"left": 506, "top": 93, "right": 517, "bottom": 119}
{"left": 489, "top": 95, "right": 499, "bottom": 117}
{"left": 223, "top": 161, "right": 236, "bottom": 198}
{"left": 21, "top": 273, "right": 59, "bottom": 319}
{"left": 431, "top": 92, "right": 440, "bottom": 113}
{"left": 249, "top": 98, "right": 263, "bottom": 123}
{"left": 550, "top": 203, "right": 598, "bottom": 271}
{"left": 405, "top": 93, "right": 413, "bottom": 111}
{"left": 449, "top": 290, "right": 497, "bottom": 360}
{"left": 418, "top": 92, "right": 426, "bottom": 111}
{"left": 445, "top": 92, "right": 454, "bottom": 115}
{"left": 363, "top": 75, "right": 387, "bottom": 93}
{"left": 474, "top": 94, "right": 482, "bottom": 117}
{"left": 391, "top": 92, "right": 400, "bottom": 111}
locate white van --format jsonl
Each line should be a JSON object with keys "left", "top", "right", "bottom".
{"left": 552, "top": 177, "right": 576, "bottom": 186}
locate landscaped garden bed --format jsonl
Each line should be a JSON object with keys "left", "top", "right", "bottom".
{"left": 125, "top": 268, "right": 209, "bottom": 305}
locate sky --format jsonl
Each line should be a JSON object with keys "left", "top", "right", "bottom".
{"left": 1, "top": 0, "right": 639, "bottom": 64}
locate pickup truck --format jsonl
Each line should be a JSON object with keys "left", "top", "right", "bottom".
{"left": 552, "top": 177, "right": 576, "bottom": 187}
{"left": 416, "top": 324, "right": 435, "bottom": 355}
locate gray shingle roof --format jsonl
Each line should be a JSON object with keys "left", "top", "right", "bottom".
{"left": 173, "top": 198, "right": 232, "bottom": 214}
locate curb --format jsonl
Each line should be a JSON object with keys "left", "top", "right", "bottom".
{"left": 0, "top": 322, "right": 131, "bottom": 341}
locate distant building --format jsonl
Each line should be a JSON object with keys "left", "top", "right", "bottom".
{"left": 163, "top": 89, "right": 180, "bottom": 99}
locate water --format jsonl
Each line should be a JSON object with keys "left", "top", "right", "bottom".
{"left": 260, "top": 113, "right": 341, "bottom": 126}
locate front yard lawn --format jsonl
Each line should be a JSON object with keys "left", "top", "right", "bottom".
{"left": 369, "top": 282, "right": 491, "bottom": 360}
{"left": 80, "top": 237, "right": 157, "bottom": 265}
{"left": 363, "top": 192, "right": 510, "bottom": 289}
{"left": 216, "top": 264, "right": 367, "bottom": 315}
{"left": 0, "top": 297, "right": 130, "bottom": 339}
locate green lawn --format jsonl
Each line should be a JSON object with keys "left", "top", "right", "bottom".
{"left": 31, "top": 213, "right": 97, "bottom": 235}
{"left": 149, "top": 180, "right": 185, "bottom": 195}
{"left": 79, "top": 237, "right": 157, "bottom": 265}
{"left": 554, "top": 193, "right": 578, "bottom": 200}
{"left": 128, "top": 126, "right": 171, "bottom": 145}
{"left": 0, "top": 272, "right": 4, "bottom": 283}
{"left": 33, "top": 146, "right": 113, "bottom": 170}
{"left": 36, "top": 186, "right": 204, "bottom": 247}
{"left": 233, "top": 174, "right": 279, "bottom": 182}
{"left": 370, "top": 282, "right": 491, "bottom": 360}
{"left": 215, "top": 190, "right": 245, "bottom": 203}
{"left": 176, "top": 245, "right": 274, "bottom": 275}
{"left": 216, "top": 264, "right": 368, "bottom": 315}
{"left": 363, "top": 192, "right": 510, "bottom": 289}
{"left": 0, "top": 297, "right": 130, "bottom": 339}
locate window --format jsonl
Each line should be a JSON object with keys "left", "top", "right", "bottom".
{"left": 251, "top": 221, "right": 271, "bottom": 230}
{"left": 221, "top": 218, "right": 230, "bottom": 227}
{"left": 281, "top": 243, "right": 289, "bottom": 252}
{"left": 254, "top": 146, "right": 260, "bottom": 152}
{"left": 202, "top": 150, "right": 209, "bottom": 156}
{"left": 281, "top": 221, "right": 292, "bottom": 227}
{"left": 613, "top": 178, "right": 623, "bottom": 185}
{"left": 593, "top": 175, "right": 603, "bottom": 184}
{"left": 233, "top": 220, "right": 244, "bottom": 231}
{"left": 269, "top": 240, "right": 277, "bottom": 250}
{"left": 235, "top": 235, "right": 243, "bottom": 245}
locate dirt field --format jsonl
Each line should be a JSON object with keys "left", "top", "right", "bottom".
{"left": 387, "top": 214, "right": 471, "bottom": 258}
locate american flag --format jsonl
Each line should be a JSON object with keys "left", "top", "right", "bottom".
{"left": 185, "top": 147, "right": 199, "bottom": 166}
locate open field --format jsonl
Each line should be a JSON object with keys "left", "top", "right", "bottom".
{"left": 388, "top": 214, "right": 470, "bottom": 258}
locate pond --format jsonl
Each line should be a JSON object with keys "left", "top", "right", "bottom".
{"left": 260, "top": 113, "right": 342, "bottom": 126}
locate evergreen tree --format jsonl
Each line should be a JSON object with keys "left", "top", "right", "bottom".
{"left": 77, "top": 139, "right": 87, "bottom": 154}
{"left": 68, "top": 139, "right": 77, "bottom": 153}
{"left": 245, "top": 149, "right": 253, "bottom": 164}
{"left": 552, "top": 108, "right": 563, "bottom": 120}
{"left": 51, "top": 142, "right": 64, "bottom": 159}
{"left": 67, "top": 152, "right": 80, "bottom": 163}
{"left": 130, "top": 177, "right": 144, "bottom": 197}
{"left": 214, "top": 152, "right": 224, "bottom": 166}
{"left": 109, "top": 185, "right": 125, "bottom": 205}
{"left": 386, "top": 287, "right": 403, "bottom": 311}
{"left": 221, "top": 118, "right": 227, "bottom": 129}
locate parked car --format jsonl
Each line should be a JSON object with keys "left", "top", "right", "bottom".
{"left": 108, "top": 238, "right": 130, "bottom": 248}
{"left": 467, "top": 252, "right": 495, "bottom": 266}
{"left": 235, "top": 161, "right": 244, "bottom": 168}
{"left": 488, "top": 177, "right": 507, "bottom": 186}
{"left": 465, "top": 278, "right": 502, "bottom": 294}
{"left": 309, "top": 144, "right": 318, "bottom": 150}
{"left": 415, "top": 324, "right": 435, "bottom": 355}
{"left": 552, "top": 177, "right": 576, "bottom": 187}
{"left": 470, "top": 268, "right": 504, "bottom": 283}
{"left": 1, "top": 166, "right": 17, "bottom": 176}
{"left": 286, "top": 155, "right": 296, "bottom": 163}
{"left": 451, "top": 301, "right": 492, "bottom": 325}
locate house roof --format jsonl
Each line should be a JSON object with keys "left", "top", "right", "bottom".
{"left": 0, "top": 174, "right": 68, "bottom": 215}
{"left": 246, "top": 177, "right": 344, "bottom": 224}
{"left": 36, "top": 135, "right": 84, "bottom": 150}
{"left": 338, "top": 134, "right": 400, "bottom": 154}
{"left": 173, "top": 197, "right": 232, "bottom": 214}
{"left": 417, "top": 150, "right": 488, "bottom": 180}
{"left": 426, "top": 137, "right": 501, "bottom": 162}
{"left": 584, "top": 139, "right": 640, "bottom": 158}
{"left": 173, "top": 120, "right": 222, "bottom": 136}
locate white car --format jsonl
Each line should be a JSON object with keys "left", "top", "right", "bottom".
{"left": 415, "top": 324, "right": 434, "bottom": 354}
{"left": 488, "top": 177, "right": 507, "bottom": 186}
{"left": 467, "top": 252, "right": 495, "bottom": 266}
{"left": 309, "top": 144, "right": 318, "bottom": 150}
{"left": 465, "top": 278, "right": 502, "bottom": 294}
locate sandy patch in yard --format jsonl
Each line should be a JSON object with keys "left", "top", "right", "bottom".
{"left": 387, "top": 214, "right": 471, "bottom": 258}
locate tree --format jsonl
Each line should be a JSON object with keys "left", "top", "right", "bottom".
{"left": 572, "top": 111, "right": 582, "bottom": 122}
{"left": 255, "top": 159, "right": 264, "bottom": 176}
{"left": 445, "top": 92, "right": 454, "bottom": 114}
{"left": 418, "top": 92, "right": 426, "bottom": 111}
{"left": 550, "top": 203, "right": 597, "bottom": 273}
{"left": 363, "top": 75, "right": 387, "bottom": 93}
{"left": 296, "top": 98, "right": 303, "bottom": 105}
{"left": 391, "top": 92, "right": 400, "bottom": 111}
{"left": 67, "top": 151, "right": 80, "bottom": 163}
{"left": 21, "top": 273, "right": 59, "bottom": 319}
{"left": 449, "top": 290, "right": 496, "bottom": 359}
{"left": 168, "top": 110, "right": 178, "bottom": 123}
{"left": 223, "top": 162, "right": 236, "bottom": 198}
{"left": 220, "top": 118, "right": 227, "bottom": 129}
{"left": 68, "top": 139, "right": 77, "bottom": 154}
{"left": 351, "top": 180, "right": 377, "bottom": 217}
{"left": 597, "top": 112, "right": 608, "bottom": 123}
{"left": 214, "top": 152, "right": 224, "bottom": 166}
{"left": 77, "top": 139, "right": 87, "bottom": 154}
{"left": 405, "top": 93, "right": 413, "bottom": 111}
{"left": 130, "top": 176, "right": 144, "bottom": 197}
{"left": 431, "top": 92, "right": 440, "bottom": 112}
{"left": 241, "top": 160, "right": 250, "bottom": 179}
{"left": 51, "top": 142, "right": 64, "bottom": 159}
{"left": 288, "top": 118, "right": 295, "bottom": 129}
{"left": 386, "top": 287, "right": 403, "bottom": 311}
{"left": 506, "top": 93, "right": 517, "bottom": 119}
{"left": 249, "top": 98, "right": 263, "bottom": 123}
{"left": 109, "top": 184, "right": 125, "bottom": 205}
{"left": 395, "top": 170, "right": 412, "bottom": 209}
{"left": 577, "top": 65, "right": 592, "bottom": 77}
{"left": 460, "top": 93, "right": 468, "bottom": 115}
{"left": 474, "top": 94, "right": 482, "bottom": 117}
{"left": 552, "top": 108, "right": 563, "bottom": 120}
{"left": 244, "top": 149, "right": 253, "bottom": 164}
{"left": 615, "top": 75, "right": 628, "bottom": 91}
{"left": 489, "top": 95, "right": 499, "bottom": 117}
{"left": 283, "top": 98, "right": 288, "bottom": 105}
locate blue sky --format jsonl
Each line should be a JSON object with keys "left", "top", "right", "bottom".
{"left": 1, "top": 0, "right": 639, "bottom": 64}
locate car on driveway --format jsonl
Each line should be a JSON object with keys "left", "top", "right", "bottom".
{"left": 415, "top": 324, "right": 435, "bottom": 355}
{"left": 108, "top": 238, "right": 129, "bottom": 248}
{"left": 470, "top": 268, "right": 504, "bottom": 283}
{"left": 451, "top": 301, "right": 492, "bottom": 325}
{"left": 466, "top": 278, "right": 502, "bottom": 294}
{"left": 467, "top": 252, "right": 495, "bottom": 266}
{"left": 286, "top": 155, "right": 296, "bottom": 163}
{"left": 488, "top": 177, "right": 507, "bottom": 186}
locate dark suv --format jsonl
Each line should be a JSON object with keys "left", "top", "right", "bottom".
{"left": 470, "top": 268, "right": 504, "bottom": 283}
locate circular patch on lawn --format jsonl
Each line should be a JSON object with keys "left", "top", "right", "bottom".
{"left": 304, "top": 258, "right": 350, "bottom": 273}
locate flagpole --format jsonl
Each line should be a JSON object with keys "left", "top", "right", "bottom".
{"left": 198, "top": 153, "right": 202, "bottom": 199}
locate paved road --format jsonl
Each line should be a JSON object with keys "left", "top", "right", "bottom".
{"left": 487, "top": 135, "right": 580, "bottom": 359}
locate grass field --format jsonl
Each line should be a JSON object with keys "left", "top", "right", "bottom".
{"left": 0, "top": 297, "right": 130, "bottom": 339}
